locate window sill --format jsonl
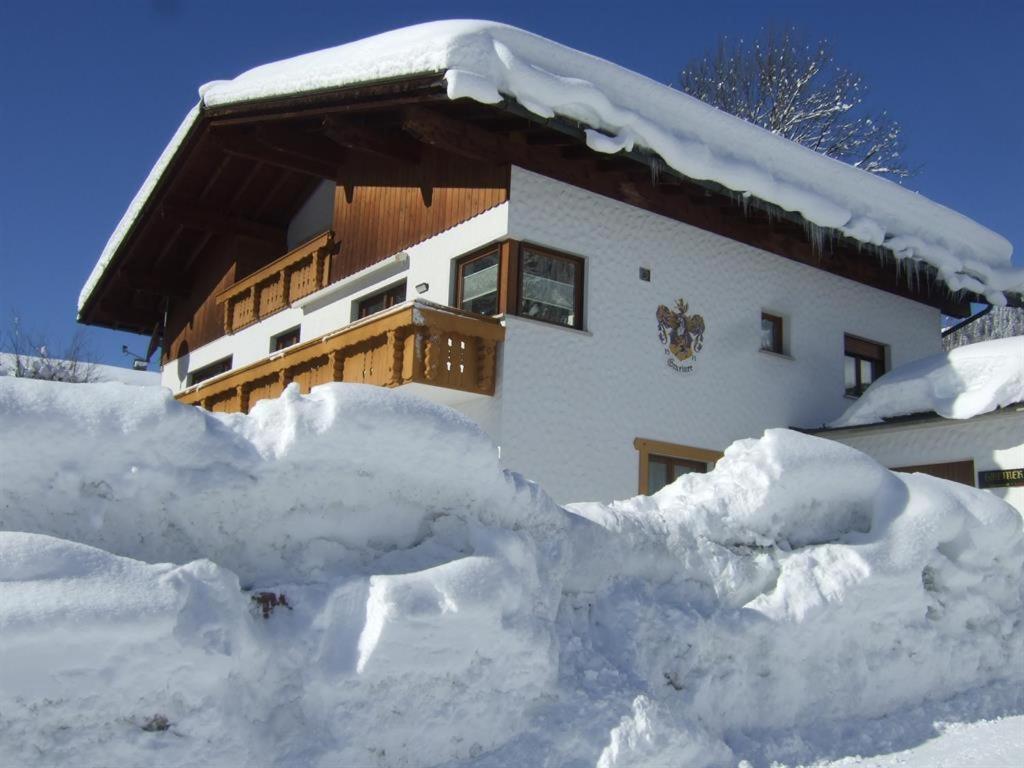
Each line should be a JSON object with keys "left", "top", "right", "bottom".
{"left": 758, "top": 349, "right": 793, "bottom": 361}
{"left": 499, "top": 313, "right": 593, "bottom": 336}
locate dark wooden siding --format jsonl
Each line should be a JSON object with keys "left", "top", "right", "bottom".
{"left": 163, "top": 236, "right": 283, "bottom": 364}
{"left": 893, "top": 459, "right": 976, "bottom": 487}
{"left": 331, "top": 149, "right": 508, "bottom": 281}
{"left": 163, "top": 149, "right": 507, "bottom": 363}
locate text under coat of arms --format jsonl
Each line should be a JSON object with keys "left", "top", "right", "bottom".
{"left": 656, "top": 299, "right": 706, "bottom": 373}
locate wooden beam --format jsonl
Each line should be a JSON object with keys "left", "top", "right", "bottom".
{"left": 321, "top": 117, "right": 421, "bottom": 164}
{"left": 161, "top": 197, "right": 285, "bottom": 244}
{"left": 401, "top": 106, "right": 506, "bottom": 163}
{"left": 213, "top": 132, "right": 339, "bottom": 179}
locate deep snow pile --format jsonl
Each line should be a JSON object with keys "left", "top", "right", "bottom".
{"left": 831, "top": 335, "right": 1024, "bottom": 427}
{"left": 1, "top": 378, "right": 1022, "bottom": 767}
{"left": 80, "top": 21, "right": 1020, "bottom": 313}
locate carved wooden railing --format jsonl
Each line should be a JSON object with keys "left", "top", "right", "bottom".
{"left": 176, "top": 301, "right": 505, "bottom": 413}
{"left": 217, "top": 231, "right": 336, "bottom": 333}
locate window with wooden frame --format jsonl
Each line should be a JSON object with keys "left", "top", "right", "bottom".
{"left": 271, "top": 326, "right": 301, "bottom": 353}
{"left": 454, "top": 241, "right": 585, "bottom": 330}
{"left": 760, "top": 312, "right": 784, "bottom": 354}
{"left": 455, "top": 248, "right": 501, "bottom": 316}
{"left": 187, "top": 356, "right": 232, "bottom": 387}
{"left": 844, "top": 334, "right": 886, "bottom": 397}
{"left": 634, "top": 437, "right": 723, "bottom": 495}
{"left": 517, "top": 245, "right": 584, "bottom": 330}
{"left": 357, "top": 281, "right": 407, "bottom": 320}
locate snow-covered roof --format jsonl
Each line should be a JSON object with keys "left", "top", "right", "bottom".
{"left": 80, "top": 20, "right": 1020, "bottom": 314}
{"left": 830, "top": 336, "right": 1024, "bottom": 427}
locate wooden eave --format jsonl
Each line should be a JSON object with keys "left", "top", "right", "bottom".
{"left": 81, "top": 73, "right": 1000, "bottom": 335}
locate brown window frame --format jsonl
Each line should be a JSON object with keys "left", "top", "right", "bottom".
{"left": 271, "top": 326, "right": 301, "bottom": 353}
{"left": 760, "top": 312, "right": 784, "bottom": 354}
{"left": 844, "top": 334, "right": 886, "bottom": 397}
{"left": 187, "top": 356, "right": 232, "bottom": 387}
{"left": 356, "top": 281, "right": 407, "bottom": 320}
{"left": 453, "top": 240, "right": 586, "bottom": 331}
{"left": 634, "top": 437, "right": 723, "bottom": 495}
{"left": 515, "top": 243, "right": 585, "bottom": 330}
{"left": 454, "top": 246, "right": 502, "bottom": 316}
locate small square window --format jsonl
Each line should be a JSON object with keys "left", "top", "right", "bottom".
{"left": 518, "top": 246, "right": 584, "bottom": 329}
{"left": 639, "top": 267, "right": 651, "bottom": 282}
{"left": 187, "top": 356, "right": 232, "bottom": 387}
{"left": 761, "top": 312, "right": 783, "bottom": 354}
{"left": 357, "top": 282, "right": 406, "bottom": 319}
{"left": 271, "top": 327, "right": 301, "bottom": 352}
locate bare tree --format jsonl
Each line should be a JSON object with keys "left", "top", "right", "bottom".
{"left": 2, "top": 315, "right": 99, "bottom": 383}
{"left": 680, "top": 28, "right": 913, "bottom": 179}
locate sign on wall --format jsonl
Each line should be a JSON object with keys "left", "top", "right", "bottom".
{"left": 978, "top": 468, "right": 1024, "bottom": 488}
{"left": 656, "top": 298, "right": 706, "bottom": 373}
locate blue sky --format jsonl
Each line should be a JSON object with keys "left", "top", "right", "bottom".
{"left": 1, "top": 0, "right": 1020, "bottom": 367}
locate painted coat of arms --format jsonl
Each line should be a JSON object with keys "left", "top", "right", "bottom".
{"left": 656, "top": 299, "right": 706, "bottom": 372}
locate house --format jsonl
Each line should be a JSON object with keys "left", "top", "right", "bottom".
{"left": 812, "top": 336, "right": 1024, "bottom": 515}
{"left": 77, "top": 21, "right": 1022, "bottom": 503}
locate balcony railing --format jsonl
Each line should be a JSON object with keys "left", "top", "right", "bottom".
{"left": 176, "top": 301, "right": 505, "bottom": 413}
{"left": 217, "top": 231, "right": 336, "bottom": 333}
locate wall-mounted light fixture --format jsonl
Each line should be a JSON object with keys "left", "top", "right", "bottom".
{"left": 415, "top": 282, "right": 429, "bottom": 294}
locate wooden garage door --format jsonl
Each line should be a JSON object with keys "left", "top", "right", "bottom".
{"left": 892, "top": 459, "right": 975, "bottom": 487}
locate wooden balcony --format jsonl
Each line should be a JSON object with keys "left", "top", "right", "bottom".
{"left": 176, "top": 301, "right": 505, "bottom": 414}
{"left": 217, "top": 231, "right": 336, "bottom": 333}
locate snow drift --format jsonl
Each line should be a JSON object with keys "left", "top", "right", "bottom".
{"left": 1, "top": 377, "right": 1021, "bottom": 766}
{"left": 832, "top": 335, "right": 1024, "bottom": 427}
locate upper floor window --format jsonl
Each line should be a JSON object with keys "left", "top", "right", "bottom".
{"left": 188, "top": 356, "right": 232, "bottom": 387}
{"left": 760, "top": 312, "right": 784, "bottom": 354}
{"left": 518, "top": 246, "right": 583, "bottom": 329}
{"left": 271, "top": 326, "right": 301, "bottom": 352}
{"left": 456, "top": 249, "right": 500, "bottom": 316}
{"left": 454, "top": 241, "right": 585, "bottom": 330}
{"left": 357, "top": 282, "right": 406, "bottom": 319}
{"left": 844, "top": 334, "right": 886, "bottom": 397}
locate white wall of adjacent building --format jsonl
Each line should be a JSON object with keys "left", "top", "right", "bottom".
{"left": 163, "top": 166, "right": 945, "bottom": 504}
{"left": 817, "top": 408, "right": 1024, "bottom": 515}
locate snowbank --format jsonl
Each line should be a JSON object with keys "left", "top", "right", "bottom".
{"left": 831, "top": 336, "right": 1024, "bottom": 427}
{"left": 1, "top": 378, "right": 1021, "bottom": 766}
{"left": 0, "top": 352, "right": 159, "bottom": 386}
{"left": 80, "top": 21, "right": 1020, "bottom": 314}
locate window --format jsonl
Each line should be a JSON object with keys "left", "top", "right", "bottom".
{"left": 646, "top": 454, "right": 708, "bottom": 494}
{"left": 187, "top": 356, "right": 232, "bottom": 387}
{"left": 634, "top": 437, "right": 722, "bottom": 495}
{"left": 271, "top": 327, "right": 301, "bottom": 352}
{"left": 760, "top": 312, "right": 783, "bottom": 354}
{"left": 357, "top": 282, "right": 406, "bottom": 319}
{"left": 456, "top": 249, "right": 500, "bottom": 316}
{"left": 453, "top": 241, "right": 586, "bottom": 330}
{"left": 518, "top": 246, "right": 583, "bottom": 329}
{"left": 844, "top": 334, "right": 886, "bottom": 397}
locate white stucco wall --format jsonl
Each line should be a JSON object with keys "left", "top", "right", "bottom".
{"left": 817, "top": 408, "right": 1024, "bottom": 515}
{"left": 494, "top": 167, "right": 942, "bottom": 502}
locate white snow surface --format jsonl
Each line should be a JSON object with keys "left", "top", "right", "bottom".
{"left": 0, "top": 352, "right": 159, "bottom": 386}
{"left": 1, "top": 377, "right": 1022, "bottom": 766}
{"left": 831, "top": 336, "right": 1024, "bottom": 427}
{"left": 79, "top": 20, "right": 1019, "bottom": 314}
